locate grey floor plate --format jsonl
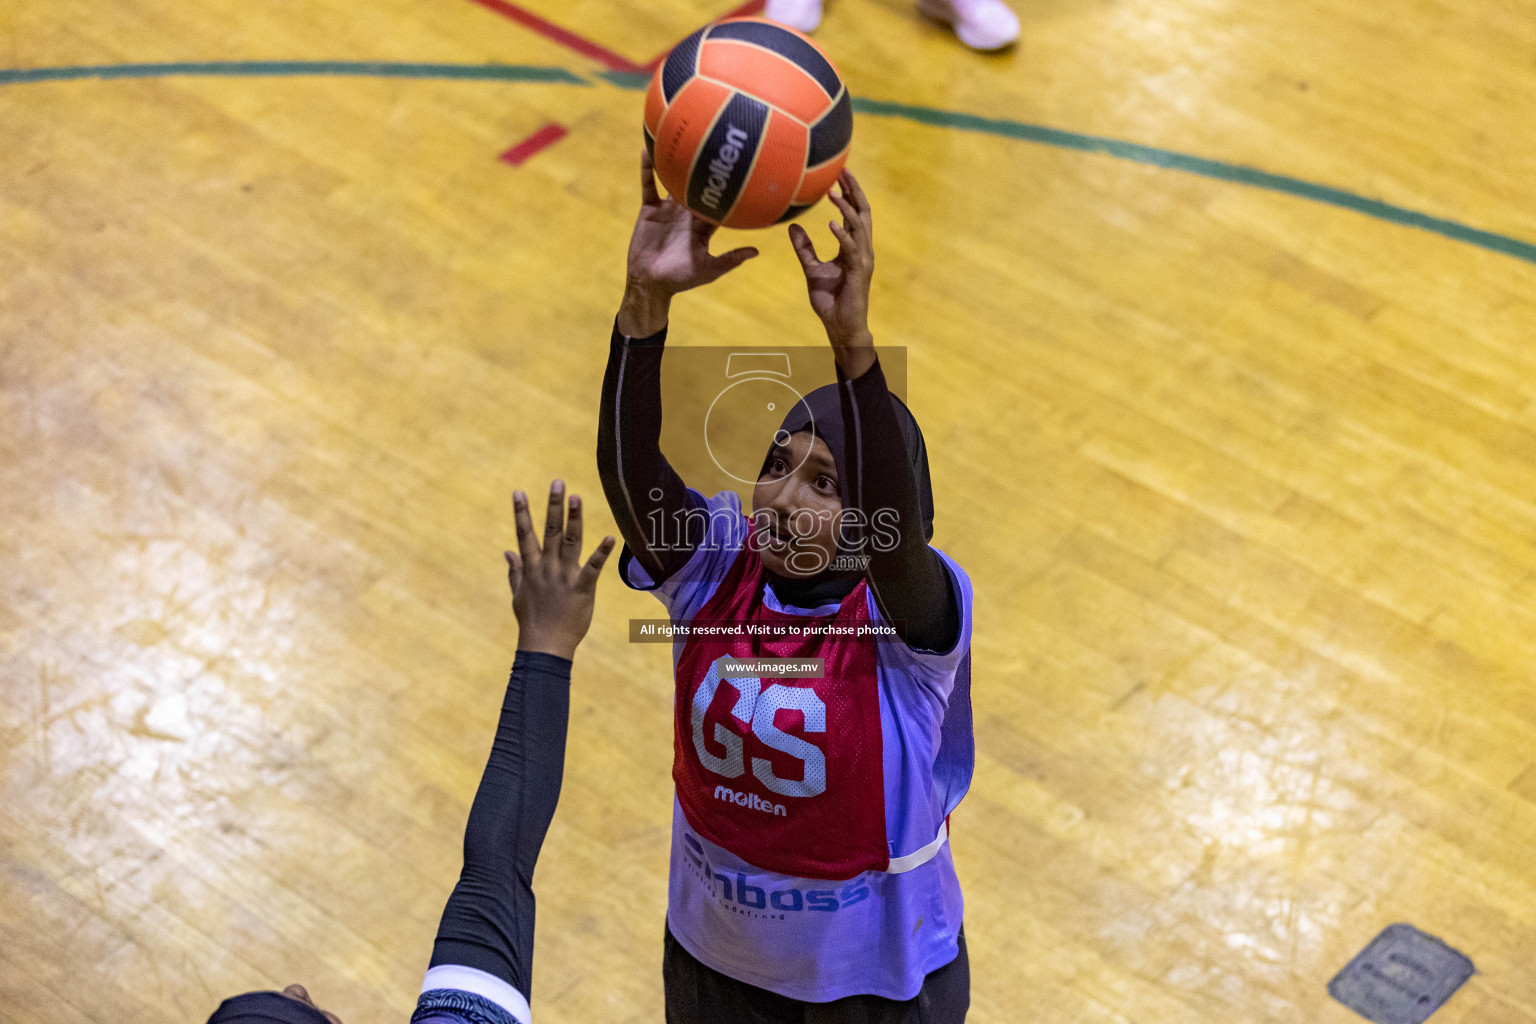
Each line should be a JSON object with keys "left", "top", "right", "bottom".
{"left": 1328, "top": 924, "right": 1476, "bottom": 1024}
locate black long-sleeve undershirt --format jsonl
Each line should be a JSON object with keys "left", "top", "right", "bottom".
{"left": 832, "top": 354, "right": 960, "bottom": 653}
{"left": 595, "top": 319, "right": 708, "bottom": 587}
{"left": 596, "top": 317, "right": 959, "bottom": 652}
{"left": 427, "top": 649, "right": 573, "bottom": 998}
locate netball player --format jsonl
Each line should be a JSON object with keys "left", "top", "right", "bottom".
{"left": 765, "top": 0, "right": 1020, "bottom": 53}
{"left": 203, "top": 482, "right": 616, "bottom": 1024}
{"left": 598, "top": 150, "right": 975, "bottom": 1022}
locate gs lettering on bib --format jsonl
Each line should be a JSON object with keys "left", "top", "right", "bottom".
{"left": 672, "top": 533, "right": 888, "bottom": 880}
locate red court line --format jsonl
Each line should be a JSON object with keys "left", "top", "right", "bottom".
{"left": 476, "top": 0, "right": 769, "bottom": 169}
{"left": 500, "top": 122, "right": 569, "bottom": 164}
{"left": 464, "top": 0, "right": 768, "bottom": 74}
{"left": 640, "top": 0, "right": 767, "bottom": 71}
{"left": 462, "top": 0, "right": 644, "bottom": 72}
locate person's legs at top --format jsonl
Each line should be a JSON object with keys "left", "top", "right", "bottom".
{"left": 764, "top": 0, "right": 825, "bottom": 33}
{"left": 763, "top": 0, "right": 1018, "bottom": 52}
{"left": 915, "top": 0, "right": 1020, "bottom": 51}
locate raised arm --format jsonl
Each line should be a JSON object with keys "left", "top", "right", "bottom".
{"left": 788, "top": 170, "right": 960, "bottom": 653}
{"left": 596, "top": 311, "right": 703, "bottom": 586}
{"left": 419, "top": 482, "right": 614, "bottom": 1024}
{"left": 596, "top": 150, "right": 760, "bottom": 585}
{"left": 206, "top": 484, "right": 614, "bottom": 1024}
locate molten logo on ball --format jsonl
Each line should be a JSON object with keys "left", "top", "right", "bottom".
{"left": 700, "top": 125, "right": 750, "bottom": 212}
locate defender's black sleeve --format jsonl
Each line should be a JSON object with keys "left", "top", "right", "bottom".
{"left": 427, "top": 649, "right": 574, "bottom": 998}
{"left": 836, "top": 355, "right": 961, "bottom": 653}
{"left": 596, "top": 317, "right": 708, "bottom": 586}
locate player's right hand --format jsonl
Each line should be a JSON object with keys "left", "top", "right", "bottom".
{"left": 625, "top": 148, "right": 759, "bottom": 298}
{"left": 506, "top": 480, "right": 616, "bottom": 661}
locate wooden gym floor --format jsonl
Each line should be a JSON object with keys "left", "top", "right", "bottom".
{"left": 2, "top": 0, "right": 1534, "bottom": 1021}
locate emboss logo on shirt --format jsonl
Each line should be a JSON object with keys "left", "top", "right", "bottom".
{"left": 681, "top": 833, "right": 870, "bottom": 919}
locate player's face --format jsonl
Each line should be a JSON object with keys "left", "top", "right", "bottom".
{"left": 283, "top": 984, "right": 344, "bottom": 1024}
{"left": 752, "top": 431, "right": 842, "bottom": 578}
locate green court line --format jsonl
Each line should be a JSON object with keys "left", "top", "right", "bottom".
{"left": 5, "top": 60, "right": 1533, "bottom": 268}
{"left": 848, "top": 96, "right": 1536, "bottom": 267}
{"left": 0, "top": 61, "right": 585, "bottom": 85}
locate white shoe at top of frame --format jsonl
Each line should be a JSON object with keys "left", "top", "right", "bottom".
{"left": 917, "top": 0, "right": 1021, "bottom": 51}
{"left": 763, "top": 0, "right": 824, "bottom": 34}
{"left": 764, "top": 0, "right": 1019, "bottom": 51}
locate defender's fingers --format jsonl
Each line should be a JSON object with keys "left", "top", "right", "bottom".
{"left": 542, "top": 480, "right": 566, "bottom": 555}
{"left": 513, "top": 489, "right": 541, "bottom": 564}
{"left": 505, "top": 549, "right": 523, "bottom": 594}
{"left": 578, "top": 535, "right": 618, "bottom": 587}
{"left": 641, "top": 148, "right": 661, "bottom": 205}
{"left": 560, "top": 493, "right": 584, "bottom": 565}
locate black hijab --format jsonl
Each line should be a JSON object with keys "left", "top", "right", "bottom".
{"left": 205, "top": 992, "right": 330, "bottom": 1024}
{"left": 757, "top": 376, "right": 935, "bottom": 608}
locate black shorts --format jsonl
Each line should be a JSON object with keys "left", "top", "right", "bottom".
{"left": 662, "top": 922, "right": 969, "bottom": 1024}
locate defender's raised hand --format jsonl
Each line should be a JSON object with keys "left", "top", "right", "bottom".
{"left": 788, "top": 169, "right": 875, "bottom": 376}
{"left": 505, "top": 480, "right": 616, "bottom": 661}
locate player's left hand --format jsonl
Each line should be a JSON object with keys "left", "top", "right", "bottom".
{"left": 506, "top": 480, "right": 616, "bottom": 661}
{"left": 789, "top": 169, "right": 875, "bottom": 373}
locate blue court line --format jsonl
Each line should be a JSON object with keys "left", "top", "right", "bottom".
{"left": 5, "top": 60, "right": 1533, "bottom": 268}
